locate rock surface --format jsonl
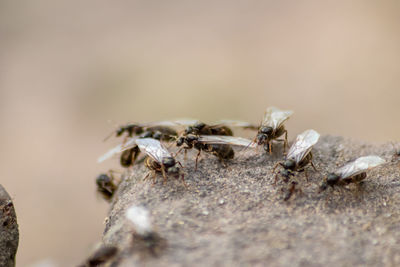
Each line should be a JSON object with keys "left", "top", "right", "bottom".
{"left": 0, "top": 185, "right": 19, "bottom": 267}
{"left": 99, "top": 136, "right": 400, "bottom": 266}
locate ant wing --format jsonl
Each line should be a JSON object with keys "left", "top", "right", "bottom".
{"left": 197, "top": 135, "right": 257, "bottom": 148}
{"left": 146, "top": 119, "right": 199, "bottom": 128}
{"left": 335, "top": 155, "right": 385, "bottom": 179}
{"left": 135, "top": 138, "right": 172, "bottom": 163}
{"left": 98, "top": 138, "right": 138, "bottom": 163}
{"left": 286, "top": 129, "right": 320, "bottom": 163}
{"left": 214, "top": 120, "right": 258, "bottom": 130}
{"left": 262, "top": 107, "right": 293, "bottom": 130}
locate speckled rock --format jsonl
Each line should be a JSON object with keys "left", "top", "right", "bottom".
{"left": 99, "top": 136, "right": 400, "bottom": 266}
{"left": 0, "top": 185, "right": 19, "bottom": 267}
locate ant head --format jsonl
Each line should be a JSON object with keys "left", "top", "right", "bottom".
{"left": 186, "top": 134, "right": 198, "bottom": 143}
{"left": 162, "top": 157, "right": 176, "bottom": 168}
{"left": 167, "top": 166, "right": 180, "bottom": 175}
{"left": 193, "top": 122, "right": 206, "bottom": 130}
{"left": 256, "top": 133, "right": 266, "bottom": 145}
{"left": 96, "top": 174, "right": 111, "bottom": 186}
{"left": 280, "top": 169, "right": 291, "bottom": 180}
{"left": 176, "top": 136, "right": 185, "bottom": 146}
{"left": 140, "top": 131, "right": 153, "bottom": 138}
{"left": 116, "top": 128, "right": 125, "bottom": 137}
{"left": 152, "top": 131, "right": 162, "bottom": 140}
{"left": 283, "top": 159, "right": 296, "bottom": 170}
{"left": 327, "top": 173, "right": 340, "bottom": 186}
{"left": 133, "top": 126, "right": 144, "bottom": 135}
{"left": 260, "top": 126, "right": 273, "bottom": 135}
{"left": 184, "top": 126, "right": 194, "bottom": 135}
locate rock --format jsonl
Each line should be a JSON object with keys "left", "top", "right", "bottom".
{"left": 98, "top": 136, "right": 400, "bottom": 266}
{"left": 0, "top": 185, "right": 19, "bottom": 267}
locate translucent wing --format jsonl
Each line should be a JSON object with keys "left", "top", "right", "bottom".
{"left": 262, "top": 107, "right": 293, "bottom": 130}
{"left": 197, "top": 135, "right": 257, "bottom": 148}
{"left": 146, "top": 119, "right": 199, "bottom": 127}
{"left": 135, "top": 138, "right": 171, "bottom": 163}
{"left": 215, "top": 120, "right": 258, "bottom": 130}
{"left": 336, "top": 155, "right": 385, "bottom": 179}
{"left": 286, "top": 129, "right": 320, "bottom": 163}
{"left": 98, "top": 138, "right": 138, "bottom": 163}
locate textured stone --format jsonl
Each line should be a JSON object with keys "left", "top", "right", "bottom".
{"left": 0, "top": 185, "right": 19, "bottom": 267}
{"left": 99, "top": 136, "right": 400, "bottom": 266}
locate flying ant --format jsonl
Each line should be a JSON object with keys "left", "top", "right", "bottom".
{"left": 255, "top": 107, "right": 293, "bottom": 153}
{"left": 183, "top": 121, "right": 234, "bottom": 136}
{"left": 176, "top": 135, "right": 256, "bottom": 169}
{"left": 319, "top": 155, "right": 385, "bottom": 192}
{"left": 99, "top": 126, "right": 178, "bottom": 168}
{"left": 104, "top": 120, "right": 183, "bottom": 141}
{"left": 135, "top": 138, "right": 185, "bottom": 185}
{"left": 274, "top": 129, "right": 320, "bottom": 182}
{"left": 96, "top": 170, "right": 120, "bottom": 201}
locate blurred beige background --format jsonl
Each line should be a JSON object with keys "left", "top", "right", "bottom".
{"left": 0, "top": 0, "right": 399, "bottom": 266}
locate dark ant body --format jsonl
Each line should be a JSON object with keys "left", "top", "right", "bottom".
{"left": 256, "top": 124, "right": 288, "bottom": 153}
{"left": 115, "top": 123, "right": 144, "bottom": 138}
{"left": 79, "top": 245, "right": 119, "bottom": 267}
{"left": 274, "top": 129, "right": 320, "bottom": 182}
{"left": 107, "top": 123, "right": 177, "bottom": 141}
{"left": 319, "top": 156, "right": 385, "bottom": 192}
{"left": 256, "top": 107, "right": 293, "bottom": 153}
{"left": 184, "top": 121, "right": 233, "bottom": 136}
{"left": 176, "top": 134, "right": 234, "bottom": 169}
{"left": 120, "top": 127, "right": 177, "bottom": 168}
{"left": 320, "top": 172, "right": 367, "bottom": 192}
{"left": 96, "top": 172, "right": 119, "bottom": 201}
{"left": 136, "top": 138, "right": 185, "bottom": 185}
{"left": 143, "top": 155, "right": 182, "bottom": 183}
{"left": 277, "top": 152, "right": 317, "bottom": 180}
{"left": 120, "top": 146, "right": 140, "bottom": 167}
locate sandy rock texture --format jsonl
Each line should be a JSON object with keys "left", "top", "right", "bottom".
{"left": 99, "top": 136, "right": 400, "bottom": 266}
{"left": 0, "top": 185, "right": 19, "bottom": 267}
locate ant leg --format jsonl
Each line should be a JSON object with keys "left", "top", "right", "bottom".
{"left": 273, "top": 172, "right": 280, "bottom": 186}
{"left": 284, "top": 182, "right": 297, "bottom": 201}
{"left": 107, "top": 170, "right": 117, "bottom": 183}
{"left": 284, "top": 130, "right": 288, "bottom": 153}
{"left": 268, "top": 142, "right": 272, "bottom": 155}
{"left": 175, "top": 147, "right": 184, "bottom": 156}
{"left": 195, "top": 150, "right": 201, "bottom": 171}
{"left": 272, "top": 162, "right": 281, "bottom": 174}
{"left": 311, "top": 161, "right": 318, "bottom": 172}
{"left": 220, "top": 159, "right": 228, "bottom": 168}
{"left": 304, "top": 169, "right": 309, "bottom": 182}
{"left": 161, "top": 166, "right": 168, "bottom": 184}
{"left": 180, "top": 172, "right": 188, "bottom": 188}
{"left": 177, "top": 160, "right": 184, "bottom": 168}
{"left": 143, "top": 172, "right": 150, "bottom": 181}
